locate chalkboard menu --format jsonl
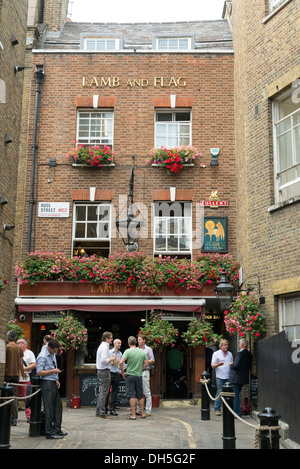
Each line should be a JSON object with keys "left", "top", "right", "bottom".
{"left": 80, "top": 374, "right": 129, "bottom": 407}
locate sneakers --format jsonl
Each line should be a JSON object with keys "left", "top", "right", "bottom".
{"left": 215, "top": 411, "right": 221, "bottom": 416}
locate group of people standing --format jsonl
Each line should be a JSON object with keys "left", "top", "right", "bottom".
{"left": 96, "top": 332, "right": 155, "bottom": 420}
{"left": 211, "top": 337, "right": 252, "bottom": 417}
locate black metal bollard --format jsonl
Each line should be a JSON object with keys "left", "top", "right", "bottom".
{"left": 29, "top": 376, "right": 42, "bottom": 437}
{"left": 201, "top": 371, "right": 210, "bottom": 420}
{"left": 221, "top": 382, "right": 236, "bottom": 449}
{"left": 258, "top": 407, "right": 281, "bottom": 449}
{"left": 0, "top": 383, "right": 14, "bottom": 449}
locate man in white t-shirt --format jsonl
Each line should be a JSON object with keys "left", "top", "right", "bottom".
{"left": 211, "top": 339, "right": 233, "bottom": 416}
{"left": 17, "top": 338, "right": 36, "bottom": 422}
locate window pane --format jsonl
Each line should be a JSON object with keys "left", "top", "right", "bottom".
{"left": 179, "top": 236, "right": 190, "bottom": 250}
{"left": 168, "top": 39, "right": 178, "bottom": 50}
{"left": 156, "top": 113, "right": 173, "bottom": 122}
{"left": 87, "top": 223, "right": 97, "bottom": 238}
{"left": 285, "top": 301, "right": 294, "bottom": 325}
{"left": 179, "top": 38, "right": 189, "bottom": 50}
{"left": 168, "top": 219, "right": 178, "bottom": 235}
{"left": 75, "top": 223, "right": 85, "bottom": 238}
{"left": 167, "top": 236, "right": 178, "bottom": 251}
{"left": 155, "top": 237, "right": 166, "bottom": 251}
{"left": 98, "top": 206, "right": 110, "bottom": 221}
{"left": 76, "top": 206, "right": 86, "bottom": 221}
{"left": 98, "top": 223, "right": 109, "bottom": 238}
{"left": 278, "top": 132, "right": 293, "bottom": 171}
{"left": 88, "top": 206, "right": 98, "bottom": 221}
{"left": 175, "top": 112, "right": 190, "bottom": 121}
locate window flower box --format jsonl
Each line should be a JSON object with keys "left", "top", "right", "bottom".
{"left": 146, "top": 145, "right": 202, "bottom": 174}
{"left": 66, "top": 144, "right": 115, "bottom": 168}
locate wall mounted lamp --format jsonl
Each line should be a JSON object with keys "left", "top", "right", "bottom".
{"left": 11, "top": 35, "right": 19, "bottom": 46}
{"left": 3, "top": 223, "right": 15, "bottom": 231}
{"left": 14, "top": 66, "right": 25, "bottom": 73}
{"left": 5, "top": 133, "right": 13, "bottom": 144}
{"left": 0, "top": 195, "right": 8, "bottom": 206}
{"left": 116, "top": 155, "right": 144, "bottom": 252}
{"left": 215, "top": 271, "right": 235, "bottom": 312}
{"left": 210, "top": 148, "right": 220, "bottom": 166}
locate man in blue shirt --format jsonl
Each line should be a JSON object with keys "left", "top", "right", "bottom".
{"left": 36, "top": 339, "right": 67, "bottom": 439}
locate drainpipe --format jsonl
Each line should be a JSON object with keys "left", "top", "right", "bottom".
{"left": 26, "top": 65, "right": 44, "bottom": 254}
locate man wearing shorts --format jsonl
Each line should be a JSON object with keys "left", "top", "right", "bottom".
{"left": 120, "top": 336, "right": 148, "bottom": 420}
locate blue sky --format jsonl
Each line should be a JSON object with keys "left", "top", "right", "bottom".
{"left": 69, "top": 0, "right": 226, "bottom": 23}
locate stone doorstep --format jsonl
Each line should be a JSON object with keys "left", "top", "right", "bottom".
{"left": 159, "top": 399, "right": 201, "bottom": 408}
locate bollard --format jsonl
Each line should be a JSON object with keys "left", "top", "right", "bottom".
{"left": 201, "top": 371, "right": 210, "bottom": 420}
{"left": 0, "top": 384, "right": 14, "bottom": 449}
{"left": 29, "top": 376, "right": 42, "bottom": 437}
{"left": 258, "top": 407, "right": 281, "bottom": 449}
{"left": 221, "top": 382, "right": 236, "bottom": 449}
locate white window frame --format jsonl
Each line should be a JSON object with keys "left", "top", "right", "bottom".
{"left": 72, "top": 203, "right": 112, "bottom": 256}
{"left": 272, "top": 89, "right": 300, "bottom": 203}
{"left": 76, "top": 110, "right": 114, "bottom": 146}
{"left": 154, "top": 110, "right": 192, "bottom": 148}
{"left": 279, "top": 296, "right": 300, "bottom": 342}
{"left": 156, "top": 37, "right": 192, "bottom": 51}
{"left": 153, "top": 202, "right": 192, "bottom": 256}
{"left": 83, "top": 37, "right": 120, "bottom": 51}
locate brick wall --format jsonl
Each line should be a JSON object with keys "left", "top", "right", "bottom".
{"left": 231, "top": 0, "right": 300, "bottom": 335}
{"left": 15, "top": 51, "right": 236, "bottom": 262}
{"left": 0, "top": 0, "right": 28, "bottom": 379}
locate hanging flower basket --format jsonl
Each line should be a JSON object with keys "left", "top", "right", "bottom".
{"left": 7, "top": 320, "right": 25, "bottom": 341}
{"left": 224, "top": 292, "right": 266, "bottom": 338}
{"left": 66, "top": 144, "right": 115, "bottom": 167}
{"left": 138, "top": 310, "right": 179, "bottom": 350}
{"left": 181, "top": 317, "right": 221, "bottom": 346}
{"left": 50, "top": 312, "right": 88, "bottom": 352}
{"left": 147, "top": 145, "right": 202, "bottom": 174}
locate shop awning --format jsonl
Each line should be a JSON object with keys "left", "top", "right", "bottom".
{"left": 15, "top": 297, "right": 205, "bottom": 313}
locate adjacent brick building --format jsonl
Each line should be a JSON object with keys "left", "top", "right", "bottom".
{"left": 0, "top": 0, "right": 28, "bottom": 380}
{"left": 227, "top": 0, "right": 300, "bottom": 443}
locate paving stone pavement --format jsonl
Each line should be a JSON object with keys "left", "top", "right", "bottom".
{"left": 9, "top": 403, "right": 259, "bottom": 452}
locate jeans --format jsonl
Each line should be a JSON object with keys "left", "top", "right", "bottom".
{"left": 215, "top": 377, "right": 228, "bottom": 412}
{"left": 233, "top": 383, "right": 243, "bottom": 416}
{"left": 96, "top": 369, "right": 111, "bottom": 416}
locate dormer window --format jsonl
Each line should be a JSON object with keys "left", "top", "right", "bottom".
{"left": 83, "top": 37, "right": 120, "bottom": 51}
{"left": 156, "top": 37, "right": 192, "bottom": 51}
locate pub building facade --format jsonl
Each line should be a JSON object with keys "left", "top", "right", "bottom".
{"left": 14, "top": 19, "right": 236, "bottom": 402}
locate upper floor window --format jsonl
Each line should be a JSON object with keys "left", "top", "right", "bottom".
{"left": 156, "top": 37, "right": 191, "bottom": 51}
{"left": 279, "top": 296, "right": 300, "bottom": 342}
{"left": 77, "top": 110, "right": 114, "bottom": 146}
{"left": 83, "top": 37, "right": 120, "bottom": 51}
{"left": 72, "top": 203, "right": 111, "bottom": 257}
{"left": 154, "top": 202, "right": 192, "bottom": 258}
{"left": 155, "top": 111, "right": 191, "bottom": 148}
{"left": 272, "top": 88, "right": 300, "bottom": 203}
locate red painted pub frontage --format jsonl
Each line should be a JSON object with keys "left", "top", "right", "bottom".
{"left": 15, "top": 280, "right": 223, "bottom": 402}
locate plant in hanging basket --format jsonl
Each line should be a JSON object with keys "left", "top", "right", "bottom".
{"left": 138, "top": 310, "right": 179, "bottom": 350}
{"left": 50, "top": 312, "right": 88, "bottom": 352}
{"left": 224, "top": 292, "right": 265, "bottom": 338}
{"left": 66, "top": 143, "right": 115, "bottom": 167}
{"left": 7, "top": 320, "right": 25, "bottom": 341}
{"left": 147, "top": 145, "right": 201, "bottom": 173}
{"left": 181, "top": 317, "right": 221, "bottom": 346}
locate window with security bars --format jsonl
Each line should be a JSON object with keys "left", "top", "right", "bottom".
{"left": 72, "top": 203, "right": 111, "bottom": 257}
{"left": 154, "top": 202, "right": 192, "bottom": 258}
{"left": 77, "top": 111, "right": 114, "bottom": 146}
{"left": 84, "top": 38, "right": 119, "bottom": 50}
{"left": 273, "top": 89, "right": 300, "bottom": 203}
{"left": 280, "top": 296, "right": 300, "bottom": 342}
{"left": 156, "top": 37, "right": 191, "bottom": 51}
{"left": 155, "top": 111, "right": 191, "bottom": 148}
